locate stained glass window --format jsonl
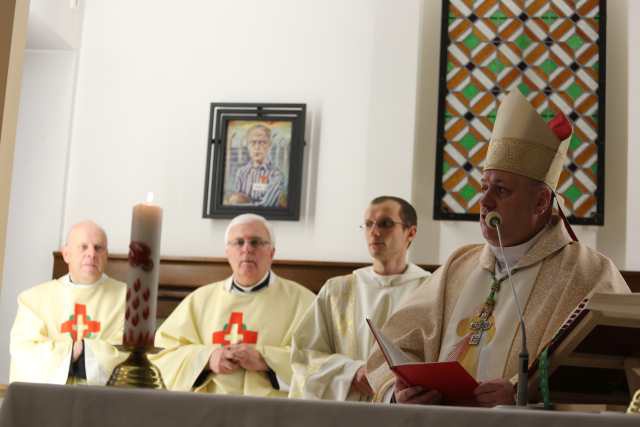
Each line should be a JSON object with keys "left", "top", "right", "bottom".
{"left": 434, "top": 0, "right": 605, "bottom": 225}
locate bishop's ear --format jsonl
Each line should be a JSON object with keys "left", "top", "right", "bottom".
{"left": 534, "top": 185, "right": 553, "bottom": 215}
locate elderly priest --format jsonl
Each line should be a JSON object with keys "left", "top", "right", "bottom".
{"left": 9, "top": 220, "right": 127, "bottom": 385}
{"left": 367, "top": 91, "right": 631, "bottom": 406}
{"left": 152, "top": 214, "right": 314, "bottom": 396}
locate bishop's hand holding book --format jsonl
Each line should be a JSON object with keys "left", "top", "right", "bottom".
{"left": 366, "top": 318, "right": 479, "bottom": 405}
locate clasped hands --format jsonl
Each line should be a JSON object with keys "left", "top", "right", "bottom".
{"left": 72, "top": 340, "right": 83, "bottom": 362}
{"left": 394, "top": 376, "right": 515, "bottom": 407}
{"left": 209, "top": 344, "right": 268, "bottom": 374}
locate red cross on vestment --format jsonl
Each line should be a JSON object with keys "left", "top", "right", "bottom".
{"left": 212, "top": 312, "right": 258, "bottom": 345}
{"left": 60, "top": 303, "right": 101, "bottom": 342}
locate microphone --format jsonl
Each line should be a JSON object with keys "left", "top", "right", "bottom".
{"left": 485, "top": 211, "right": 529, "bottom": 407}
{"left": 485, "top": 211, "right": 501, "bottom": 229}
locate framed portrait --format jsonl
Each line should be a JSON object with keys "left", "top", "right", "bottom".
{"left": 433, "top": 0, "right": 606, "bottom": 225}
{"left": 203, "top": 103, "right": 306, "bottom": 220}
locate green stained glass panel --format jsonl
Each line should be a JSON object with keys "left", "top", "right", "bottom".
{"left": 460, "top": 133, "right": 478, "bottom": 151}
{"left": 490, "top": 10, "right": 507, "bottom": 26}
{"left": 540, "top": 108, "right": 555, "bottom": 122}
{"left": 541, "top": 12, "right": 558, "bottom": 26}
{"left": 567, "top": 34, "right": 584, "bottom": 51}
{"left": 488, "top": 58, "right": 505, "bottom": 74}
{"left": 567, "top": 82, "right": 583, "bottom": 100}
{"left": 564, "top": 184, "right": 583, "bottom": 204}
{"left": 515, "top": 34, "right": 532, "bottom": 50}
{"left": 569, "top": 134, "right": 582, "bottom": 151}
{"left": 541, "top": 59, "right": 558, "bottom": 75}
{"left": 460, "top": 184, "right": 477, "bottom": 202}
{"left": 463, "top": 33, "right": 481, "bottom": 50}
{"left": 462, "top": 83, "right": 480, "bottom": 100}
{"left": 518, "top": 83, "right": 531, "bottom": 96}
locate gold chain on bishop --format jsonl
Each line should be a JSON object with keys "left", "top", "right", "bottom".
{"left": 468, "top": 275, "right": 506, "bottom": 345}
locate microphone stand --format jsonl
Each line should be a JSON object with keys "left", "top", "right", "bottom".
{"left": 492, "top": 218, "right": 529, "bottom": 407}
{"left": 516, "top": 318, "right": 529, "bottom": 406}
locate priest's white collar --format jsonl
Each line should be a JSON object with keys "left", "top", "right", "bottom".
{"left": 61, "top": 273, "right": 108, "bottom": 288}
{"left": 226, "top": 271, "right": 273, "bottom": 294}
{"left": 489, "top": 226, "right": 545, "bottom": 277}
{"left": 358, "top": 263, "right": 429, "bottom": 288}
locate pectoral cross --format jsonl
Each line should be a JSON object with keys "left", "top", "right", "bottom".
{"left": 468, "top": 311, "right": 492, "bottom": 345}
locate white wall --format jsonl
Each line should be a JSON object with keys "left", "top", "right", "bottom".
{"left": 627, "top": 0, "right": 640, "bottom": 270}
{"left": 0, "top": 50, "right": 78, "bottom": 383}
{"left": 63, "top": 0, "right": 422, "bottom": 263}
{"left": 596, "top": 0, "right": 628, "bottom": 266}
{"left": 27, "top": 0, "right": 84, "bottom": 49}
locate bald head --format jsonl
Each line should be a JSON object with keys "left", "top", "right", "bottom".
{"left": 62, "top": 221, "right": 108, "bottom": 284}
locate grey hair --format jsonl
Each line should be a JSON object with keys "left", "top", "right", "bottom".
{"left": 246, "top": 124, "right": 271, "bottom": 141}
{"left": 224, "top": 213, "right": 276, "bottom": 247}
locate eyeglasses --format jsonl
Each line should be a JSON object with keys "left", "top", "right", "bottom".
{"left": 360, "top": 219, "right": 406, "bottom": 231}
{"left": 227, "top": 238, "right": 271, "bottom": 249}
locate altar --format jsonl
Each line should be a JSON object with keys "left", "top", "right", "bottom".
{"left": 0, "top": 382, "right": 637, "bottom": 427}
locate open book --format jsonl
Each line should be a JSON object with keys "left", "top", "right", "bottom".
{"left": 528, "top": 292, "right": 640, "bottom": 405}
{"left": 367, "top": 318, "right": 478, "bottom": 403}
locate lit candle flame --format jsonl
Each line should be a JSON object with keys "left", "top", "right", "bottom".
{"left": 146, "top": 192, "right": 154, "bottom": 203}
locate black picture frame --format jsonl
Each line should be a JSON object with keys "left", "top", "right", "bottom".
{"left": 203, "top": 103, "right": 306, "bottom": 220}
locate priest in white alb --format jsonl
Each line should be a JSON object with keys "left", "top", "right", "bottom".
{"left": 9, "top": 221, "right": 127, "bottom": 385}
{"left": 152, "top": 214, "right": 314, "bottom": 397}
{"left": 289, "top": 196, "right": 431, "bottom": 401}
{"left": 367, "top": 91, "right": 631, "bottom": 406}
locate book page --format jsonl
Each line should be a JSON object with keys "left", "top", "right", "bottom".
{"left": 366, "top": 318, "right": 412, "bottom": 366}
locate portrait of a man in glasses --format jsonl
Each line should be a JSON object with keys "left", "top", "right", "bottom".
{"left": 225, "top": 123, "right": 287, "bottom": 207}
{"left": 153, "top": 213, "right": 314, "bottom": 397}
{"left": 289, "top": 196, "right": 432, "bottom": 401}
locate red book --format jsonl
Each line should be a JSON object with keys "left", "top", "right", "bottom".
{"left": 367, "top": 319, "right": 479, "bottom": 404}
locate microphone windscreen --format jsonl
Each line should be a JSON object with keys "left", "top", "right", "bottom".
{"left": 485, "top": 211, "right": 502, "bottom": 229}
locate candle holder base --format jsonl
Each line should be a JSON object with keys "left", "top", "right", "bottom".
{"left": 107, "top": 348, "right": 166, "bottom": 389}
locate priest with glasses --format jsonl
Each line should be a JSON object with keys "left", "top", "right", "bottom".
{"left": 153, "top": 214, "right": 314, "bottom": 396}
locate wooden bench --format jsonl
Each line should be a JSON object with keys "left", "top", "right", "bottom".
{"left": 52, "top": 252, "right": 640, "bottom": 319}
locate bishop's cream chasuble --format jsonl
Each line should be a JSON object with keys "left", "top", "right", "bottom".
{"left": 9, "top": 275, "right": 127, "bottom": 385}
{"left": 438, "top": 262, "right": 539, "bottom": 381}
{"left": 152, "top": 273, "right": 314, "bottom": 397}
{"left": 289, "top": 264, "right": 431, "bottom": 401}
{"left": 438, "top": 230, "right": 544, "bottom": 381}
{"left": 366, "top": 216, "right": 631, "bottom": 400}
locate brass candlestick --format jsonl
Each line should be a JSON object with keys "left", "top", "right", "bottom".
{"left": 107, "top": 346, "right": 165, "bottom": 389}
{"left": 628, "top": 389, "right": 640, "bottom": 414}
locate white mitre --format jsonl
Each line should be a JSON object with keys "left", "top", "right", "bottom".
{"left": 484, "top": 90, "right": 572, "bottom": 190}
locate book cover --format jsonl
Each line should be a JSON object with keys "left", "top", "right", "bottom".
{"left": 366, "top": 318, "right": 478, "bottom": 404}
